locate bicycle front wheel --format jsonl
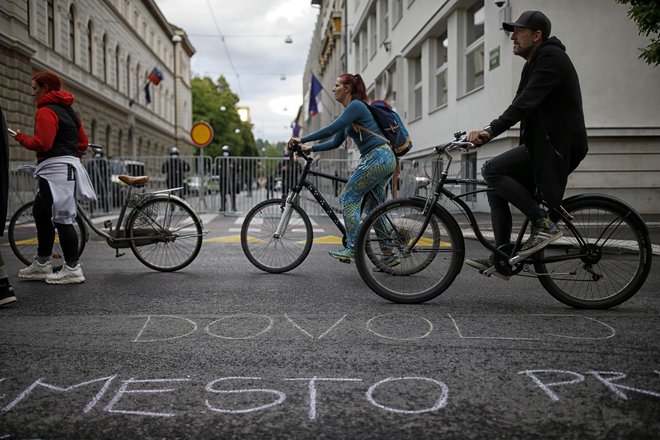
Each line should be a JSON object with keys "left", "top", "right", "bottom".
{"left": 241, "top": 199, "right": 312, "bottom": 273}
{"left": 127, "top": 197, "right": 203, "bottom": 272}
{"left": 355, "top": 199, "right": 465, "bottom": 304}
{"left": 534, "top": 195, "right": 653, "bottom": 309}
{"left": 8, "top": 201, "right": 87, "bottom": 265}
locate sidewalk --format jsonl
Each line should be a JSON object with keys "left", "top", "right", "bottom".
{"left": 458, "top": 212, "right": 660, "bottom": 255}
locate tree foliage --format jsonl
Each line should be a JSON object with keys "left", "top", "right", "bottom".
{"left": 617, "top": 0, "right": 660, "bottom": 66}
{"left": 191, "top": 76, "right": 257, "bottom": 157}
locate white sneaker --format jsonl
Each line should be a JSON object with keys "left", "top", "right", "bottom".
{"left": 45, "top": 263, "right": 85, "bottom": 284}
{"left": 18, "top": 259, "right": 52, "bottom": 281}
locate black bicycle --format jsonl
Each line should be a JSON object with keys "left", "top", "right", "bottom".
{"left": 241, "top": 145, "right": 350, "bottom": 273}
{"left": 355, "top": 131, "right": 653, "bottom": 309}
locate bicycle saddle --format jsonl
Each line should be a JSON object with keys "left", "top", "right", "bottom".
{"left": 118, "top": 175, "right": 150, "bottom": 186}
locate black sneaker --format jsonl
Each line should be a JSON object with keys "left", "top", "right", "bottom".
{"left": 0, "top": 283, "right": 17, "bottom": 307}
{"left": 517, "top": 218, "right": 562, "bottom": 258}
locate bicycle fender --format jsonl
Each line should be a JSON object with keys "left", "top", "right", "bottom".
{"left": 561, "top": 193, "right": 649, "bottom": 234}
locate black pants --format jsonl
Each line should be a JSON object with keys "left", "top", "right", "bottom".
{"left": 33, "top": 177, "right": 79, "bottom": 263}
{"left": 481, "top": 145, "right": 545, "bottom": 247}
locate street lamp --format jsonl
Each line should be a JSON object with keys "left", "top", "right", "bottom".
{"left": 172, "top": 34, "right": 182, "bottom": 150}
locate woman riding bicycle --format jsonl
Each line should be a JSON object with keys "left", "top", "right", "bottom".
{"left": 287, "top": 73, "right": 396, "bottom": 263}
{"left": 9, "top": 71, "right": 96, "bottom": 284}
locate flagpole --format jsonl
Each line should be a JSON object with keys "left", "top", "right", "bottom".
{"left": 129, "top": 78, "right": 151, "bottom": 107}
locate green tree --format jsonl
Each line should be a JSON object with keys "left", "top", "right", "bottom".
{"left": 191, "top": 76, "right": 258, "bottom": 158}
{"left": 617, "top": 0, "right": 660, "bottom": 66}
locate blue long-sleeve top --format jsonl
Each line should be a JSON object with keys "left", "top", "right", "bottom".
{"left": 301, "top": 99, "right": 385, "bottom": 157}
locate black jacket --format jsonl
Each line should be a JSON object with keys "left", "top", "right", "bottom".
{"left": 489, "top": 37, "right": 588, "bottom": 208}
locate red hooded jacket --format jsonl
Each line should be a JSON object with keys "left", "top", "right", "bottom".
{"left": 15, "top": 90, "right": 88, "bottom": 159}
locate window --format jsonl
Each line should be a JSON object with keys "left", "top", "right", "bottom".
{"left": 361, "top": 31, "right": 368, "bottom": 70}
{"left": 380, "top": 0, "right": 388, "bottom": 41}
{"left": 102, "top": 34, "right": 108, "bottom": 82}
{"left": 369, "top": 13, "right": 377, "bottom": 58}
{"left": 68, "top": 5, "right": 76, "bottom": 61}
{"left": 409, "top": 56, "right": 422, "bottom": 120}
{"left": 87, "top": 21, "right": 94, "bottom": 72}
{"left": 115, "top": 45, "right": 121, "bottom": 90}
{"left": 464, "top": 0, "right": 485, "bottom": 93}
{"left": 393, "top": 0, "right": 403, "bottom": 25}
{"left": 462, "top": 153, "right": 477, "bottom": 201}
{"left": 433, "top": 33, "right": 448, "bottom": 109}
{"left": 126, "top": 54, "right": 132, "bottom": 98}
{"left": 47, "top": 0, "right": 55, "bottom": 49}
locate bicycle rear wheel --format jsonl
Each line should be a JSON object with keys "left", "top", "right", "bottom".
{"left": 241, "top": 199, "right": 312, "bottom": 273}
{"left": 355, "top": 199, "right": 465, "bottom": 303}
{"left": 534, "top": 195, "right": 652, "bottom": 309}
{"left": 8, "top": 201, "right": 87, "bottom": 265}
{"left": 127, "top": 197, "right": 203, "bottom": 272}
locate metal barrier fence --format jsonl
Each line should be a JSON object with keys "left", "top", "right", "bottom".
{"left": 6, "top": 153, "right": 471, "bottom": 219}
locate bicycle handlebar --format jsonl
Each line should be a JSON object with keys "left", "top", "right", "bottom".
{"left": 288, "top": 141, "right": 312, "bottom": 163}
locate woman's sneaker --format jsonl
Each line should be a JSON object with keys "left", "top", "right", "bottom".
{"left": 45, "top": 264, "right": 85, "bottom": 284}
{"left": 18, "top": 259, "right": 52, "bottom": 281}
{"left": 373, "top": 255, "right": 401, "bottom": 272}
{"left": 329, "top": 248, "right": 355, "bottom": 264}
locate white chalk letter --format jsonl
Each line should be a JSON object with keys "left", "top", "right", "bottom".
{"left": 518, "top": 369, "right": 585, "bottom": 401}
{"left": 285, "top": 376, "right": 363, "bottom": 420}
{"left": 2, "top": 375, "right": 117, "bottom": 414}
{"left": 205, "top": 377, "right": 285, "bottom": 414}
{"left": 104, "top": 378, "right": 190, "bottom": 417}
{"left": 366, "top": 377, "right": 448, "bottom": 414}
{"left": 132, "top": 315, "right": 198, "bottom": 342}
{"left": 205, "top": 314, "right": 273, "bottom": 339}
{"left": 588, "top": 371, "right": 660, "bottom": 400}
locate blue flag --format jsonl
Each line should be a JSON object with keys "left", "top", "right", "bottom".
{"left": 308, "top": 74, "right": 323, "bottom": 116}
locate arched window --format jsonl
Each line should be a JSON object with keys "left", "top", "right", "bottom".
{"left": 87, "top": 20, "right": 94, "bottom": 72}
{"left": 68, "top": 5, "right": 76, "bottom": 61}
{"left": 105, "top": 125, "right": 112, "bottom": 157}
{"left": 135, "top": 63, "right": 141, "bottom": 103}
{"left": 126, "top": 54, "right": 132, "bottom": 98}
{"left": 102, "top": 33, "right": 108, "bottom": 82}
{"left": 117, "top": 130, "right": 124, "bottom": 157}
{"left": 90, "top": 119, "right": 97, "bottom": 143}
{"left": 47, "top": 0, "right": 55, "bottom": 49}
{"left": 115, "top": 45, "right": 121, "bottom": 90}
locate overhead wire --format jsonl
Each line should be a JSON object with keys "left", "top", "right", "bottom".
{"left": 204, "top": 0, "right": 244, "bottom": 97}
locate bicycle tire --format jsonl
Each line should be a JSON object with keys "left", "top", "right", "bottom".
{"left": 534, "top": 195, "right": 653, "bottom": 309}
{"left": 8, "top": 201, "right": 87, "bottom": 266}
{"left": 355, "top": 198, "right": 465, "bottom": 304}
{"left": 241, "top": 198, "right": 313, "bottom": 273}
{"left": 127, "top": 196, "right": 203, "bottom": 272}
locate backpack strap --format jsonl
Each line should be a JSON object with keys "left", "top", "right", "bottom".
{"left": 351, "top": 123, "right": 390, "bottom": 145}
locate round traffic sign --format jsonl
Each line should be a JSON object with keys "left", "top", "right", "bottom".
{"left": 190, "top": 121, "right": 213, "bottom": 147}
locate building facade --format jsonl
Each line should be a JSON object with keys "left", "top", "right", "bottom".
{"left": 0, "top": 0, "right": 195, "bottom": 162}
{"left": 301, "top": 0, "right": 660, "bottom": 214}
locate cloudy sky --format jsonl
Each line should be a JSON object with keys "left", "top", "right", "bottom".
{"left": 155, "top": 0, "right": 320, "bottom": 143}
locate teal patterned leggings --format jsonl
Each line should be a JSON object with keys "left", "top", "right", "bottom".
{"left": 340, "top": 144, "right": 396, "bottom": 250}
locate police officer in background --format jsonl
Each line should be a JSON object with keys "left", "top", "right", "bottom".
{"left": 162, "top": 147, "right": 190, "bottom": 198}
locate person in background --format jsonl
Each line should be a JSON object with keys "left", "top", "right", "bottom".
{"left": 10, "top": 70, "right": 96, "bottom": 284}
{"left": 1, "top": 104, "right": 16, "bottom": 306}
{"left": 162, "top": 147, "right": 190, "bottom": 197}
{"left": 86, "top": 145, "right": 110, "bottom": 213}
{"left": 464, "top": 11, "right": 588, "bottom": 278}
{"left": 287, "top": 73, "right": 396, "bottom": 263}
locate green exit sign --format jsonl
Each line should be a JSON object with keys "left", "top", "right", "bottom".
{"left": 489, "top": 46, "right": 500, "bottom": 70}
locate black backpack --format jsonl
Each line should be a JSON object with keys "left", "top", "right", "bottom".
{"left": 352, "top": 103, "right": 412, "bottom": 157}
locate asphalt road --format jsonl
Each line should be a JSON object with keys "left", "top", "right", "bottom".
{"left": 0, "top": 213, "right": 659, "bottom": 440}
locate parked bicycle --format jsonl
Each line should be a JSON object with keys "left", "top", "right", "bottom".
{"left": 241, "top": 144, "right": 359, "bottom": 273}
{"left": 355, "top": 131, "right": 653, "bottom": 309}
{"left": 8, "top": 145, "right": 205, "bottom": 272}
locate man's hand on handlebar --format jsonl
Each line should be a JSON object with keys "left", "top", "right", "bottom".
{"left": 466, "top": 129, "right": 491, "bottom": 147}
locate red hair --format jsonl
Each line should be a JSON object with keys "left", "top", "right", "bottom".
{"left": 337, "top": 73, "right": 368, "bottom": 102}
{"left": 32, "top": 71, "right": 62, "bottom": 91}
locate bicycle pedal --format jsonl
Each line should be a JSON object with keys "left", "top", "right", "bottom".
{"left": 482, "top": 266, "right": 497, "bottom": 277}
{"left": 509, "top": 254, "right": 523, "bottom": 265}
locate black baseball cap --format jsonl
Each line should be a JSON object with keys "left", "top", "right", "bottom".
{"left": 503, "top": 10, "right": 551, "bottom": 38}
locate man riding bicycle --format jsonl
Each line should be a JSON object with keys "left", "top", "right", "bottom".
{"left": 465, "top": 10, "right": 588, "bottom": 278}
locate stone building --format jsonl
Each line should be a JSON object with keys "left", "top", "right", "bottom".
{"left": 300, "top": 0, "right": 660, "bottom": 214}
{"left": 0, "top": 0, "right": 195, "bottom": 161}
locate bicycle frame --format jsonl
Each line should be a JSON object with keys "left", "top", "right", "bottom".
{"left": 275, "top": 153, "right": 348, "bottom": 239}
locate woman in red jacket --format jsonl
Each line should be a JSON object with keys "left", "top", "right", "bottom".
{"left": 10, "top": 71, "right": 91, "bottom": 284}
